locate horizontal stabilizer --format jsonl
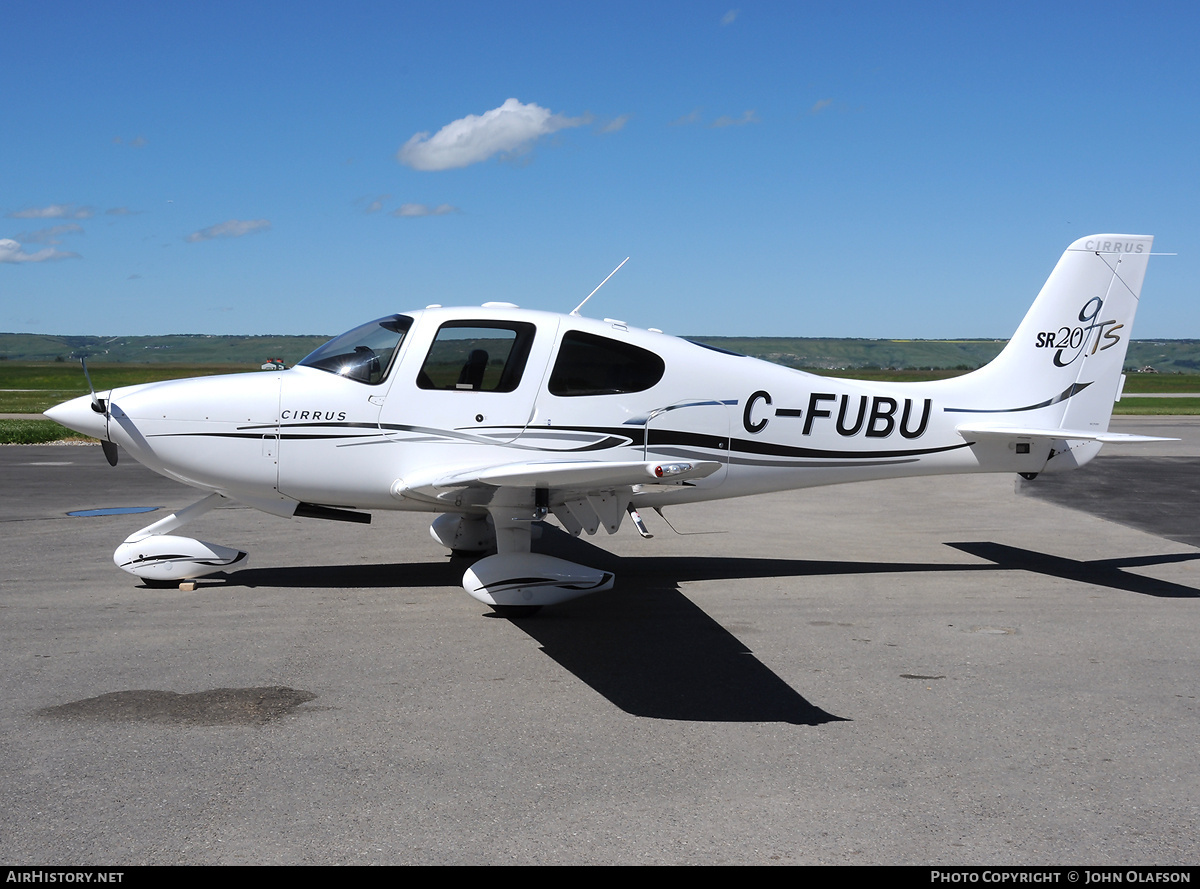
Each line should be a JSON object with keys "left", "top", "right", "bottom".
{"left": 957, "top": 423, "right": 1177, "bottom": 444}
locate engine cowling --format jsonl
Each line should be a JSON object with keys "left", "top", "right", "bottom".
{"left": 113, "top": 535, "right": 249, "bottom": 581}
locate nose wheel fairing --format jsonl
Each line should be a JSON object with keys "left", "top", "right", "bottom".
{"left": 114, "top": 535, "right": 248, "bottom": 581}
{"left": 111, "top": 493, "right": 250, "bottom": 582}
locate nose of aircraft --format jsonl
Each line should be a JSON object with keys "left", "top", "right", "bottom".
{"left": 44, "top": 393, "right": 109, "bottom": 439}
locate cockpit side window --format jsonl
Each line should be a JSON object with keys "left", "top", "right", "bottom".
{"left": 548, "top": 330, "right": 665, "bottom": 396}
{"left": 299, "top": 315, "right": 412, "bottom": 385}
{"left": 416, "top": 321, "right": 536, "bottom": 392}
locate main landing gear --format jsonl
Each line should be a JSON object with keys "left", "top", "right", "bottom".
{"left": 430, "top": 508, "right": 615, "bottom": 611}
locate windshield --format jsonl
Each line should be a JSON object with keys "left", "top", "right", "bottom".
{"left": 299, "top": 315, "right": 413, "bottom": 385}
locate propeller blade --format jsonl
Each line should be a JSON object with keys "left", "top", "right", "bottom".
{"left": 79, "top": 356, "right": 117, "bottom": 465}
{"left": 80, "top": 357, "right": 107, "bottom": 415}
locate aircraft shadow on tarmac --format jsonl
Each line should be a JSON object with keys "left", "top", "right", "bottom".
{"left": 216, "top": 549, "right": 843, "bottom": 726}
{"left": 201, "top": 525, "right": 1199, "bottom": 726}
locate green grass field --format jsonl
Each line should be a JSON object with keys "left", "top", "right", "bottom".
{"left": 0, "top": 363, "right": 254, "bottom": 414}
{"left": 1115, "top": 374, "right": 1200, "bottom": 393}
{"left": 1111, "top": 398, "right": 1200, "bottom": 415}
{"left": 0, "top": 419, "right": 93, "bottom": 444}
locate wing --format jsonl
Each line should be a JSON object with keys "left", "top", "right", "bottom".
{"left": 393, "top": 459, "right": 722, "bottom": 536}
{"left": 431, "top": 459, "right": 720, "bottom": 489}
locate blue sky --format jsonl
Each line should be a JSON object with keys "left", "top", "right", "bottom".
{"left": 3, "top": 1, "right": 1197, "bottom": 341}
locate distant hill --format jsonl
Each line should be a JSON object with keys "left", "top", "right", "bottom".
{"left": 0, "top": 333, "right": 331, "bottom": 366}
{"left": 3, "top": 331, "right": 1199, "bottom": 373}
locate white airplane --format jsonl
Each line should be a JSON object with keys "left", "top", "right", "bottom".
{"left": 47, "top": 234, "right": 1171, "bottom": 614}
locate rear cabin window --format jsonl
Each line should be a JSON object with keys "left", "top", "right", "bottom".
{"left": 548, "top": 330, "right": 665, "bottom": 396}
{"left": 416, "top": 321, "right": 536, "bottom": 392}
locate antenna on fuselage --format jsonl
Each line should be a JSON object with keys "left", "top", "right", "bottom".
{"left": 570, "top": 257, "right": 629, "bottom": 316}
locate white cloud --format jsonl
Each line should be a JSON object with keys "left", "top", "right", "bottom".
{"left": 711, "top": 110, "right": 760, "bottom": 128}
{"left": 6, "top": 204, "right": 94, "bottom": 219}
{"left": 364, "top": 194, "right": 390, "bottom": 214}
{"left": 669, "top": 109, "right": 703, "bottom": 126}
{"left": 186, "top": 218, "right": 271, "bottom": 242}
{"left": 598, "top": 114, "right": 631, "bottom": 134}
{"left": 0, "top": 238, "right": 79, "bottom": 263}
{"left": 721, "top": 9, "right": 740, "bottom": 26}
{"left": 809, "top": 98, "right": 834, "bottom": 115}
{"left": 397, "top": 98, "right": 588, "bottom": 171}
{"left": 13, "top": 223, "right": 84, "bottom": 244}
{"left": 392, "top": 203, "right": 458, "bottom": 217}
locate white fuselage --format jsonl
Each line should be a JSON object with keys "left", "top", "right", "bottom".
{"left": 43, "top": 235, "right": 1160, "bottom": 602}
{"left": 76, "top": 306, "right": 1055, "bottom": 517}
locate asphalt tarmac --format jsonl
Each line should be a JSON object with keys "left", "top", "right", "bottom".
{"left": 1, "top": 418, "right": 1197, "bottom": 865}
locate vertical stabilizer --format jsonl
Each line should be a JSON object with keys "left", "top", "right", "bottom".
{"left": 950, "top": 234, "right": 1153, "bottom": 434}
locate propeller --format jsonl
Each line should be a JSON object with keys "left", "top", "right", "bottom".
{"left": 80, "top": 357, "right": 118, "bottom": 466}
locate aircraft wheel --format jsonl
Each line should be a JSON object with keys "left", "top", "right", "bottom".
{"left": 139, "top": 578, "right": 183, "bottom": 589}
{"left": 490, "top": 604, "right": 543, "bottom": 619}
